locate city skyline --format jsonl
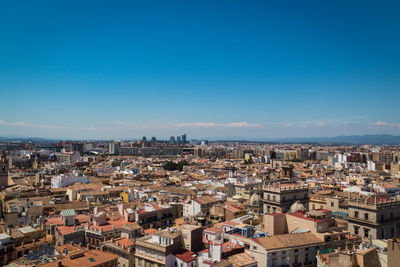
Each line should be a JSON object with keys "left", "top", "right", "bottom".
{"left": 1, "top": 0, "right": 400, "bottom": 139}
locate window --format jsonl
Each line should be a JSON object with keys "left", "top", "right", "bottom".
{"left": 354, "top": 211, "right": 359, "bottom": 218}
{"left": 294, "top": 255, "right": 299, "bottom": 265}
{"left": 381, "top": 214, "right": 384, "bottom": 222}
{"left": 364, "top": 228, "right": 370, "bottom": 238}
{"left": 331, "top": 202, "right": 334, "bottom": 207}
{"left": 354, "top": 226, "right": 359, "bottom": 235}
{"left": 138, "top": 259, "right": 143, "bottom": 266}
{"left": 364, "top": 213, "right": 369, "bottom": 220}
{"left": 273, "top": 196, "right": 276, "bottom": 202}
{"left": 294, "top": 249, "right": 298, "bottom": 253}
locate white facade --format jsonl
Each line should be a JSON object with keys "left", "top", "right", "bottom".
{"left": 51, "top": 171, "right": 89, "bottom": 188}
{"left": 183, "top": 200, "right": 201, "bottom": 217}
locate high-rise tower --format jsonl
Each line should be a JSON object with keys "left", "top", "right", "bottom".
{"left": 0, "top": 151, "right": 9, "bottom": 189}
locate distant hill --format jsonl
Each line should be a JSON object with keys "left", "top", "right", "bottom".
{"left": 276, "top": 134, "right": 400, "bottom": 145}
{"left": 0, "top": 137, "right": 58, "bottom": 143}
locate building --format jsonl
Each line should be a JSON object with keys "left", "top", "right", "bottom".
{"left": 178, "top": 224, "right": 203, "bottom": 252}
{"left": 182, "top": 134, "right": 187, "bottom": 145}
{"left": 183, "top": 196, "right": 221, "bottom": 217}
{"left": 0, "top": 151, "right": 8, "bottom": 188}
{"left": 135, "top": 203, "right": 175, "bottom": 230}
{"left": 316, "top": 246, "right": 381, "bottom": 267}
{"left": 38, "top": 248, "right": 119, "bottom": 267}
{"left": 109, "top": 141, "right": 120, "bottom": 155}
{"left": 263, "top": 181, "right": 309, "bottom": 214}
{"left": 103, "top": 237, "right": 135, "bottom": 267}
{"left": 249, "top": 232, "right": 324, "bottom": 267}
{"left": 135, "top": 230, "right": 183, "bottom": 267}
{"left": 51, "top": 171, "right": 90, "bottom": 188}
{"left": 348, "top": 195, "right": 400, "bottom": 242}
{"left": 264, "top": 208, "right": 351, "bottom": 247}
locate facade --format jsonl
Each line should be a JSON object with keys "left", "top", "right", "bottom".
{"left": 135, "top": 230, "right": 183, "bottom": 267}
{"left": 263, "top": 181, "right": 309, "bottom": 214}
{"left": 135, "top": 203, "right": 175, "bottom": 230}
{"left": 51, "top": 171, "right": 89, "bottom": 189}
{"left": 103, "top": 237, "right": 135, "bottom": 267}
{"left": 348, "top": 195, "right": 400, "bottom": 242}
{"left": 109, "top": 141, "right": 120, "bottom": 155}
{"left": 178, "top": 224, "right": 203, "bottom": 252}
{"left": 250, "top": 232, "right": 324, "bottom": 267}
{"left": 184, "top": 196, "right": 221, "bottom": 217}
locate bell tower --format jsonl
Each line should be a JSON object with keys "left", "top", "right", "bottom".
{"left": 0, "top": 151, "right": 9, "bottom": 189}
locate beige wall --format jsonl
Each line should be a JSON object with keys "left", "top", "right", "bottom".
{"left": 264, "top": 214, "right": 287, "bottom": 235}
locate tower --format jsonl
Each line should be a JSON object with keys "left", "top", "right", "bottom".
{"left": 0, "top": 151, "right": 9, "bottom": 189}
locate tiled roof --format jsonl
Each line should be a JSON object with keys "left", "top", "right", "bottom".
{"left": 254, "top": 232, "right": 323, "bottom": 250}
{"left": 173, "top": 248, "right": 195, "bottom": 263}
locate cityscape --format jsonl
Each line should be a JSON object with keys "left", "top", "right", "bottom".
{"left": 1, "top": 1, "right": 400, "bottom": 267}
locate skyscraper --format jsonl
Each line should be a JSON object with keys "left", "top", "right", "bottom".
{"left": 182, "top": 134, "right": 187, "bottom": 145}
{"left": 0, "top": 151, "right": 9, "bottom": 188}
{"left": 169, "top": 136, "right": 176, "bottom": 145}
{"left": 109, "top": 141, "right": 120, "bottom": 155}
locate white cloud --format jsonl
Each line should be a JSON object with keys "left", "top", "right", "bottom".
{"left": 374, "top": 121, "right": 388, "bottom": 126}
{"left": 175, "top": 121, "right": 261, "bottom": 128}
{"left": 1, "top": 120, "right": 60, "bottom": 129}
{"left": 283, "top": 123, "right": 295, "bottom": 128}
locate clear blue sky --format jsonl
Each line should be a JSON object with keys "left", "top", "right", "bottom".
{"left": 1, "top": 0, "right": 399, "bottom": 140}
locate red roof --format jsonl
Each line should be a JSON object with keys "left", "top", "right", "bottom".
{"left": 115, "top": 237, "right": 134, "bottom": 248}
{"left": 173, "top": 249, "right": 195, "bottom": 263}
{"left": 222, "top": 241, "right": 243, "bottom": 253}
{"left": 144, "top": 228, "right": 158, "bottom": 235}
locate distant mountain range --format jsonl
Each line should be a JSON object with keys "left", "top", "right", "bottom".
{"left": 275, "top": 134, "right": 400, "bottom": 145}
{"left": 1, "top": 134, "right": 400, "bottom": 145}
{"left": 212, "top": 135, "right": 400, "bottom": 145}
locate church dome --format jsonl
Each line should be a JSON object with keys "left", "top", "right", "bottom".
{"left": 249, "top": 193, "right": 262, "bottom": 206}
{"left": 290, "top": 201, "right": 306, "bottom": 213}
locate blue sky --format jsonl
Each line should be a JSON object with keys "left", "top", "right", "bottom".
{"left": 0, "top": 0, "right": 399, "bottom": 140}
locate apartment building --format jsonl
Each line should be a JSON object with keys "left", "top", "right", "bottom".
{"left": 135, "top": 230, "right": 183, "bottom": 267}
{"left": 348, "top": 195, "right": 400, "bottom": 242}
{"left": 135, "top": 203, "right": 175, "bottom": 230}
